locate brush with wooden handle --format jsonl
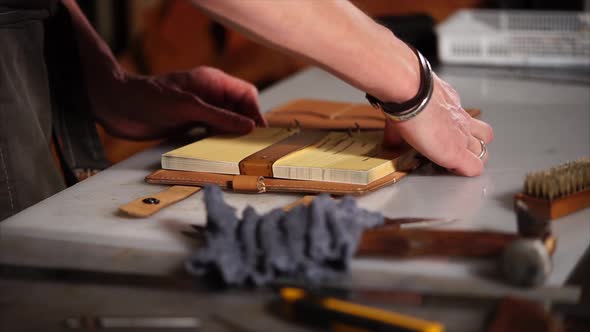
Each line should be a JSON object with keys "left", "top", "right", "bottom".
{"left": 515, "top": 156, "right": 590, "bottom": 220}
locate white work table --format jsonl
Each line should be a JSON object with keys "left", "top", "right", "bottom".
{"left": 1, "top": 66, "right": 589, "bottom": 331}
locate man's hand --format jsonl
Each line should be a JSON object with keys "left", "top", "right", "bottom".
{"left": 62, "top": 0, "right": 265, "bottom": 140}
{"left": 383, "top": 74, "right": 494, "bottom": 176}
{"left": 94, "top": 67, "right": 267, "bottom": 140}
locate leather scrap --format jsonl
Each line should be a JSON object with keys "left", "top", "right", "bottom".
{"left": 119, "top": 185, "right": 201, "bottom": 217}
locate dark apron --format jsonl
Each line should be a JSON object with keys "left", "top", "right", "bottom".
{"left": 0, "top": 0, "right": 108, "bottom": 221}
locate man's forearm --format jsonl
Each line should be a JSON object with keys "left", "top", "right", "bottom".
{"left": 61, "top": 0, "right": 126, "bottom": 129}
{"left": 61, "top": 0, "right": 123, "bottom": 86}
{"left": 193, "top": 0, "right": 419, "bottom": 103}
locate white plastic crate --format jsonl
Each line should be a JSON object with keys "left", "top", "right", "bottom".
{"left": 436, "top": 9, "right": 590, "bottom": 67}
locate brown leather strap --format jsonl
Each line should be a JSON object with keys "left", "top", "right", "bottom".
{"left": 119, "top": 185, "right": 201, "bottom": 217}
{"left": 238, "top": 130, "right": 327, "bottom": 177}
{"left": 265, "top": 99, "right": 481, "bottom": 130}
{"left": 146, "top": 162, "right": 418, "bottom": 195}
{"left": 232, "top": 175, "right": 266, "bottom": 193}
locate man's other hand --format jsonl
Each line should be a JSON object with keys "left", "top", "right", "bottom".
{"left": 95, "top": 66, "right": 267, "bottom": 140}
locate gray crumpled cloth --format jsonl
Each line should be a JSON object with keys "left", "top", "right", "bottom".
{"left": 185, "top": 185, "right": 384, "bottom": 286}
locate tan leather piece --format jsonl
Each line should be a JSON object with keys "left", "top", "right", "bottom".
{"left": 232, "top": 175, "right": 266, "bottom": 193}
{"left": 238, "top": 130, "right": 327, "bottom": 177}
{"left": 265, "top": 98, "right": 481, "bottom": 130}
{"left": 265, "top": 99, "right": 385, "bottom": 130}
{"left": 119, "top": 185, "right": 201, "bottom": 217}
{"left": 146, "top": 157, "right": 418, "bottom": 195}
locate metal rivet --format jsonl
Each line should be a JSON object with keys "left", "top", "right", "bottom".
{"left": 142, "top": 197, "right": 160, "bottom": 205}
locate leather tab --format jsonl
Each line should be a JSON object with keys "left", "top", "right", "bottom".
{"left": 265, "top": 99, "right": 386, "bottom": 130}
{"left": 265, "top": 98, "right": 481, "bottom": 130}
{"left": 232, "top": 175, "right": 266, "bottom": 193}
{"left": 119, "top": 185, "right": 201, "bottom": 217}
{"left": 239, "top": 130, "right": 326, "bottom": 177}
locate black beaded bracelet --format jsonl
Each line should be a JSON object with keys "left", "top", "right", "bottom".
{"left": 365, "top": 45, "right": 434, "bottom": 122}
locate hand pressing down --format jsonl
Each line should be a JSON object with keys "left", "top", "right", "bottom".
{"left": 93, "top": 66, "right": 267, "bottom": 140}
{"left": 383, "top": 73, "right": 494, "bottom": 177}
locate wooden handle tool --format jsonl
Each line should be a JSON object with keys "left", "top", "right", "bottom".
{"left": 358, "top": 228, "right": 518, "bottom": 258}
{"left": 285, "top": 195, "right": 521, "bottom": 259}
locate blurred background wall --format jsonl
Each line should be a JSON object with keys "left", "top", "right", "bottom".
{"left": 77, "top": 0, "right": 586, "bottom": 164}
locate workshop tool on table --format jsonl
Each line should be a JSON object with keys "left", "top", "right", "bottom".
{"left": 187, "top": 220, "right": 530, "bottom": 258}
{"left": 357, "top": 228, "right": 520, "bottom": 258}
{"left": 358, "top": 203, "right": 556, "bottom": 287}
{"left": 286, "top": 195, "right": 554, "bottom": 261}
{"left": 514, "top": 156, "right": 590, "bottom": 221}
{"left": 185, "top": 187, "right": 559, "bottom": 288}
{"left": 189, "top": 193, "right": 520, "bottom": 257}
{"left": 284, "top": 195, "right": 515, "bottom": 258}
{"left": 64, "top": 316, "right": 201, "bottom": 329}
{"left": 294, "top": 195, "right": 559, "bottom": 287}
{"left": 278, "top": 287, "right": 444, "bottom": 332}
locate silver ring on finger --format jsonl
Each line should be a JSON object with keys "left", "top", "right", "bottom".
{"left": 477, "top": 139, "right": 487, "bottom": 160}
